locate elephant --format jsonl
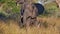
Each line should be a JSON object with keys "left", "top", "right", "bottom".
{"left": 16, "top": 0, "right": 44, "bottom": 27}
{"left": 20, "top": 3, "right": 44, "bottom": 27}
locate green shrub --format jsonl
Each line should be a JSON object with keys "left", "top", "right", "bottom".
{"left": 0, "top": 0, "right": 5, "bottom": 3}
{"left": 44, "top": 2, "right": 60, "bottom": 17}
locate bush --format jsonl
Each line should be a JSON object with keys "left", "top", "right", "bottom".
{"left": 44, "top": 2, "right": 60, "bottom": 17}
{"left": 0, "top": 0, "right": 21, "bottom": 20}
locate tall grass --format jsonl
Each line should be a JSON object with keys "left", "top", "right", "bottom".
{"left": 0, "top": 17, "right": 60, "bottom": 34}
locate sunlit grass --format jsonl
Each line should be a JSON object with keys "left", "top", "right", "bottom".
{"left": 0, "top": 17, "right": 60, "bottom": 34}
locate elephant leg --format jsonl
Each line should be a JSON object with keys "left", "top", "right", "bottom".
{"left": 31, "top": 17, "right": 38, "bottom": 27}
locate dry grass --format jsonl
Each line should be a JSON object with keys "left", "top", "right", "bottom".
{"left": 0, "top": 17, "right": 60, "bottom": 34}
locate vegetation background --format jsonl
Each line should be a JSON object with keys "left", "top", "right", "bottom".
{"left": 0, "top": 0, "right": 60, "bottom": 34}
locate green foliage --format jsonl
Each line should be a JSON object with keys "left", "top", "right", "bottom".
{"left": 0, "top": 0, "right": 21, "bottom": 13}
{"left": 7, "top": 1, "right": 16, "bottom": 7}
{"left": 0, "top": 11, "right": 9, "bottom": 17}
{"left": 44, "top": 2, "right": 59, "bottom": 12}
{"left": 0, "top": 0, "right": 5, "bottom": 3}
{"left": 44, "top": 2, "right": 60, "bottom": 17}
{"left": 12, "top": 6, "right": 20, "bottom": 13}
{"left": 0, "top": 0, "right": 21, "bottom": 19}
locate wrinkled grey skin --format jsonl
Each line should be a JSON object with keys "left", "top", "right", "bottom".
{"left": 16, "top": 0, "right": 38, "bottom": 27}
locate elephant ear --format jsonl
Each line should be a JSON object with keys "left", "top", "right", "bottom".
{"left": 34, "top": 3, "right": 44, "bottom": 15}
